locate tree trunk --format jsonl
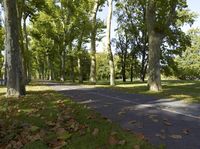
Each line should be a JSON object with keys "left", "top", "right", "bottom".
{"left": 77, "top": 34, "right": 83, "bottom": 83}
{"left": 69, "top": 42, "right": 75, "bottom": 83}
{"left": 130, "top": 62, "right": 133, "bottom": 82}
{"left": 122, "top": 61, "right": 126, "bottom": 82}
{"left": 61, "top": 47, "right": 66, "bottom": 81}
{"left": 4, "top": 0, "right": 26, "bottom": 97}
{"left": 146, "top": 0, "right": 162, "bottom": 91}
{"left": 89, "top": 0, "right": 99, "bottom": 84}
{"left": 106, "top": 0, "right": 115, "bottom": 86}
{"left": 23, "top": 16, "right": 31, "bottom": 83}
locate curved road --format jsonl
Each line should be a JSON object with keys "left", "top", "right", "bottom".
{"left": 50, "top": 84, "right": 200, "bottom": 149}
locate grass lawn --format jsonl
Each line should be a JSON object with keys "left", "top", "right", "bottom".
{"left": 95, "top": 80, "right": 200, "bottom": 103}
{"left": 0, "top": 83, "right": 160, "bottom": 149}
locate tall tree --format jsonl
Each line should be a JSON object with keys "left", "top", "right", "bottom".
{"left": 146, "top": 0, "right": 162, "bottom": 91}
{"left": 145, "top": 0, "right": 192, "bottom": 91}
{"left": 3, "top": 0, "right": 26, "bottom": 97}
{"left": 89, "top": 0, "right": 100, "bottom": 84}
{"left": 106, "top": 0, "right": 115, "bottom": 85}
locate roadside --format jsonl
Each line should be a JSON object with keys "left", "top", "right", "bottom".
{"left": 93, "top": 80, "right": 200, "bottom": 103}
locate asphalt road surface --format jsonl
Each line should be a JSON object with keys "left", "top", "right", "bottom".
{"left": 50, "top": 83, "right": 200, "bottom": 149}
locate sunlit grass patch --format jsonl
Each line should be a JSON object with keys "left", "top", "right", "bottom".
{"left": 96, "top": 80, "right": 200, "bottom": 103}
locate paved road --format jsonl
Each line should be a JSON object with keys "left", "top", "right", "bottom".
{"left": 50, "top": 84, "right": 200, "bottom": 149}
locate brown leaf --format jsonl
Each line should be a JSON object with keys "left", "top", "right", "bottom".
{"left": 133, "top": 145, "right": 140, "bottom": 149}
{"left": 110, "top": 131, "right": 118, "bottom": 136}
{"left": 49, "top": 139, "right": 66, "bottom": 149}
{"left": 182, "top": 129, "right": 190, "bottom": 135}
{"left": 118, "top": 140, "right": 126, "bottom": 145}
{"left": 56, "top": 128, "right": 66, "bottom": 136}
{"left": 135, "top": 133, "right": 145, "bottom": 140}
{"left": 92, "top": 128, "right": 99, "bottom": 136}
{"left": 108, "top": 135, "right": 118, "bottom": 145}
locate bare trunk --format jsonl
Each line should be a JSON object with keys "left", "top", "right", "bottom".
{"left": 146, "top": 0, "right": 162, "bottom": 91}
{"left": 89, "top": 0, "right": 99, "bottom": 84}
{"left": 69, "top": 42, "right": 75, "bottom": 83}
{"left": 78, "top": 58, "right": 83, "bottom": 83}
{"left": 130, "top": 62, "right": 133, "bottom": 82}
{"left": 61, "top": 48, "right": 66, "bottom": 81}
{"left": 23, "top": 16, "right": 31, "bottom": 83}
{"left": 77, "top": 34, "right": 83, "bottom": 83}
{"left": 122, "top": 61, "right": 126, "bottom": 82}
{"left": 106, "top": 0, "right": 115, "bottom": 86}
{"left": 4, "top": 0, "right": 26, "bottom": 97}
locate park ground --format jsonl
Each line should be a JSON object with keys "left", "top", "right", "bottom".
{"left": 0, "top": 80, "right": 199, "bottom": 148}
{"left": 0, "top": 83, "right": 160, "bottom": 149}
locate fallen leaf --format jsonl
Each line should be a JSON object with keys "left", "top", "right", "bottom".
{"left": 163, "top": 121, "right": 172, "bottom": 126}
{"left": 182, "top": 129, "right": 190, "bottom": 135}
{"left": 133, "top": 145, "right": 140, "bottom": 149}
{"left": 49, "top": 139, "right": 67, "bottom": 149}
{"left": 118, "top": 140, "right": 126, "bottom": 145}
{"left": 108, "top": 135, "right": 118, "bottom": 145}
{"left": 156, "top": 133, "right": 166, "bottom": 139}
{"left": 30, "top": 126, "right": 40, "bottom": 132}
{"left": 110, "top": 131, "right": 118, "bottom": 136}
{"left": 128, "top": 120, "right": 137, "bottom": 124}
{"left": 163, "top": 119, "right": 172, "bottom": 126}
{"left": 92, "top": 128, "right": 99, "bottom": 136}
{"left": 118, "top": 111, "right": 126, "bottom": 116}
{"left": 135, "top": 133, "right": 145, "bottom": 140}
{"left": 152, "top": 119, "right": 159, "bottom": 123}
{"left": 170, "top": 134, "right": 182, "bottom": 139}
{"left": 57, "top": 132, "right": 71, "bottom": 140}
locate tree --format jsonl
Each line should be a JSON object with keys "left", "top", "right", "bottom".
{"left": 115, "top": 0, "right": 148, "bottom": 82}
{"left": 146, "top": 0, "right": 194, "bottom": 91}
{"left": 3, "top": 0, "right": 26, "bottom": 97}
{"left": 114, "top": 31, "right": 129, "bottom": 82}
{"left": 175, "top": 28, "right": 200, "bottom": 79}
{"left": 106, "top": 0, "right": 115, "bottom": 86}
{"left": 89, "top": 0, "right": 100, "bottom": 84}
{"left": 146, "top": 0, "right": 162, "bottom": 91}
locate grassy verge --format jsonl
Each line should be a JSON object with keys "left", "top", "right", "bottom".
{"left": 0, "top": 84, "right": 160, "bottom": 149}
{"left": 94, "top": 80, "right": 200, "bottom": 103}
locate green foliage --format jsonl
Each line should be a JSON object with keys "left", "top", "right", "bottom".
{"left": 114, "top": 0, "right": 196, "bottom": 81}
{"left": 175, "top": 28, "right": 200, "bottom": 80}
{"left": 96, "top": 52, "right": 110, "bottom": 80}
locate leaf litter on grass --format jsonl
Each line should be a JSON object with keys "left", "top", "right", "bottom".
{"left": 0, "top": 85, "right": 161, "bottom": 149}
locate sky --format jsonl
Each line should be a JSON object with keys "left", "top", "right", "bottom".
{"left": 96, "top": 0, "right": 200, "bottom": 51}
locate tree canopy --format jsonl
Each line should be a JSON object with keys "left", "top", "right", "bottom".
{"left": 0, "top": 0, "right": 199, "bottom": 96}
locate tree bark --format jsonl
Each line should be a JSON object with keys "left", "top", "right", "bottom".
{"left": 146, "top": 0, "right": 162, "bottom": 91}
{"left": 61, "top": 48, "right": 66, "bottom": 81}
{"left": 77, "top": 34, "right": 83, "bottom": 83}
{"left": 23, "top": 15, "right": 31, "bottom": 83}
{"left": 106, "top": 0, "right": 115, "bottom": 86}
{"left": 4, "top": 0, "right": 26, "bottom": 97}
{"left": 89, "top": 0, "right": 99, "bottom": 84}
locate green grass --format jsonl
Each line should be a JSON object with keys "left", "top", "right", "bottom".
{"left": 94, "top": 80, "right": 200, "bottom": 103}
{"left": 0, "top": 84, "right": 160, "bottom": 149}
